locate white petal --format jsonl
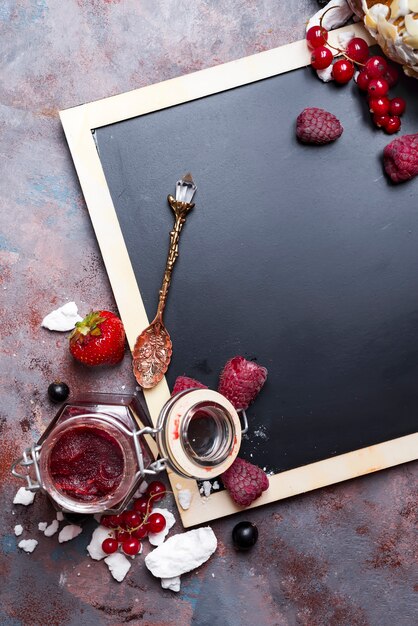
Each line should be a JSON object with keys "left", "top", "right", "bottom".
{"left": 316, "top": 65, "right": 334, "bottom": 82}
{"left": 161, "top": 576, "right": 181, "bottom": 592}
{"left": 178, "top": 489, "right": 192, "bottom": 511}
{"left": 307, "top": 0, "right": 354, "bottom": 32}
{"left": 145, "top": 527, "right": 217, "bottom": 579}
{"left": 41, "top": 302, "right": 83, "bottom": 332}
{"left": 105, "top": 553, "right": 131, "bottom": 582}
{"left": 44, "top": 520, "right": 59, "bottom": 537}
{"left": 18, "top": 539, "right": 38, "bottom": 553}
{"left": 87, "top": 525, "right": 113, "bottom": 561}
{"left": 13, "top": 487, "right": 35, "bottom": 506}
{"left": 58, "top": 524, "right": 83, "bottom": 543}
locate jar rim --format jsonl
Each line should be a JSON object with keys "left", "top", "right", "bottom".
{"left": 156, "top": 389, "right": 241, "bottom": 480}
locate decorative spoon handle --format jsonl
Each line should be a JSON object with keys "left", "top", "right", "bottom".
{"left": 132, "top": 173, "right": 197, "bottom": 389}
{"left": 155, "top": 194, "right": 194, "bottom": 321}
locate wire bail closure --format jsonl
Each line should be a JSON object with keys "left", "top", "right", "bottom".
{"left": 11, "top": 444, "right": 42, "bottom": 491}
{"left": 10, "top": 415, "right": 168, "bottom": 513}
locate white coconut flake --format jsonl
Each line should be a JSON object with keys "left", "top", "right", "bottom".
{"left": 337, "top": 31, "right": 355, "bottom": 48}
{"left": 105, "top": 553, "right": 131, "bottom": 582}
{"left": 133, "top": 480, "right": 148, "bottom": 498}
{"left": 212, "top": 481, "right": 220, "bottom": 491}
{"left": 13, "top": 487, "right": 35, "bottom": 506}
{"left": 87, "top": 525, "right": 114, "bottom": 560}
{"left": 145, "top": 527, "right": 217, "bottom": 579}
{"left": 38, "top": 522, "right": 48, "bottom": 532}
{"left": 161, "top": 576, "right": 181, "bottom": 592}
{"left": 56, "top": 511, "right": 64, "bottom": 521}
{"left": 58, "top": 524, "right": 83, "bottom": 543}
{"left": 41, "top": 301, "right": 83, "bottom": 332}
{"left": 14, "top": 524, "right": 23, "bottom": 536}
{"left": 178, "top": 489, "right": 192, "bottom": 511}
{"left": 201, "top": 481, "right": 212, "bottom": 497}
{"left": 44, "top": 519, "right": 59, "bottom": 537}
{"left": 316, "top": 65, "right": 335, "bottom": 82}
{"left": 18, "top": 539, "right": 38, "bottom": 553}
{"left": 148, "top": 508, "right": 176, "bottom": 546}
{"left": 307, "top": 0, "right": 354, "bottom": 31}
{"left": 253, "top": 426, "right": 268, "bottom": 440}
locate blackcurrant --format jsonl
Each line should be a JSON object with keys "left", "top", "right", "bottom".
{"left": 48, "top": 381, "right": 70, "bottom": 403}
{"left": 232, "top": 521, "right": 258, "bottom": 551}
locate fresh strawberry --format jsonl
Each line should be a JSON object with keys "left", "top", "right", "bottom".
{"left": 172, "top": 375, "right": 208, "bottom": 396}
{"left": 383, "top": 133, "right": 418, "bottom": 183}
{"left": 296, "top": 107, "right": 343, "bottom": 144}
{"left": 222, "top": 457, "right": 269, "bottom": 507}
{"left": 69, "top": 310, "right": 125, "bottom": 366}
{"left": 218, "top": 356, "right": 267, "bottom": 410}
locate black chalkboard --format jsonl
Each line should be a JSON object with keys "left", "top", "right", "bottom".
{"left": 94, "top": 62, "right": 418, "bottom": 475}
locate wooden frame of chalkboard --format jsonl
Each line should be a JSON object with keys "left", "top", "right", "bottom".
{"left": 60, "top": 23, "right": 417, "bottom": 527}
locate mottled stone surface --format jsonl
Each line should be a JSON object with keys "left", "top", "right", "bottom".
{"left": 0, "top": 1, "right": 417, "bottom": 625}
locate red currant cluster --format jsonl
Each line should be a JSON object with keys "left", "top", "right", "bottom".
{"left": 99, "top": 480, "right": 167, "bottom": 556}
{"left": 306, "top": 25, "right": 406, "bottom": 135}
{"left": 356, "top": 57, "right": 405, "bottom": 134}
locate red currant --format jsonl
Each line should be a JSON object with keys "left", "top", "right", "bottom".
{"left": 365, "top": 56, "right": 388, "bottom": 78}
{"left": 122, "top": 537, "right": 141, "bottom": 556}
{"left": 346, "top": 38, "right": 369, "bottom": 64}
{"left": 148, "top": 513, "right": 167, "bottom": 534}
{"left": 384, "top": 64, "right": 399, "bottom": 88}
{"left": 115, "top": 529, "right": 131, "bottom": 542}
{"left": 384, "top": 115, "right": 401, "bottom": 134}
{"left": 306, "top": 25, "right": 328, "bottom": 49}
{"left": 311, "top": 46, "right": 333, "bottom": 70}
{"left": 369, "top": 96, "right": 390, "bottom": 115}
{"left": 367, "top": 78, "right": 389, "bottom": 98}
{"left": 332, "top": 59, "right": 354, "bottom": 84}
{"left": 372, "top": 114, "right": 390, "bottom": 128}
{"left": 133, "top": 496, "right": 150, "bottom": 515}
{"left": 102, "top": 538, "right": 118, "bottom": 554}
{"left": 132, "top": 525, "right": 148, "bottom": 540}
{"left": 123, "top": 511, "right": 142, "bottom": 529}
{"left": 100, "top": 515, "right": 116, "bottom": 528}
{"left": 146, "top": 481, "right": 166, "bottom": 502}
{"left": 356, "top": 70, "right": 371, "bottom": 91}
{"left": 389, "top": 97, "right": 406, "bottom": 116}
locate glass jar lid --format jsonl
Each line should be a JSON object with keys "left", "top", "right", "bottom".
{"left": 155, "top": 389, "right": 241, "bottom": 480}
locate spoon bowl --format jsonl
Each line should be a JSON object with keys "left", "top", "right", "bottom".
{"left": 132, "top": 317, "right": 172, "bottom": 389}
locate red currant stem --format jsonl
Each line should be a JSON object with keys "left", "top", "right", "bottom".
{"left": 113, "top": 490, "right": 172, "bottom": 534}
{"left": 319, "top": 5, "right": 343, "bottom": 29}
{"left": 318, "top": 9, "right": 366, "bottom": 68}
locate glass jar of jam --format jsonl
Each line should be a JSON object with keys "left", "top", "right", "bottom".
{"left": 11, "top": 389, "right": 244, "bottom": 515}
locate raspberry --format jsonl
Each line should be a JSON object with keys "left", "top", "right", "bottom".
{"left": 218, "top": 356, "right": 267, "bottom": 410}
{"left": 383, "top": 134, "right": 418, "bottom": 183}
{"left": 171, "top": 375, "right": 207, "bottom": 396}
{"left": 222, "top": 458, "right": 269, "bottom": 507}
{"left": 296, "top": 108, "right": 343, "bottom": 145}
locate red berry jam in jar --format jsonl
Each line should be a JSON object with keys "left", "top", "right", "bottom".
{"left": 12, "top": 391, "right": 244, "bottom": 515}
{"left": 39, "top": 411, "right": 142, "bottom": 514}
{"left": 49, "top": 426, "right": 124, "bottom": 502}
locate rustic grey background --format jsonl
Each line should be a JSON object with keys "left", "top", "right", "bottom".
{"left": 1, "top": 2, "right": 416, "bottom": 625}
